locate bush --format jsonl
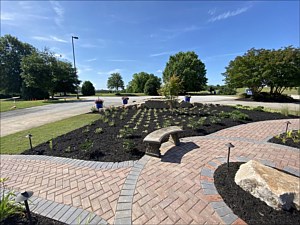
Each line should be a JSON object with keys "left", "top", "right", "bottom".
{"left": 81, "top": 81, "right": 96, "bottom": 96}
{"left": 218, "top": 85, "right": 237, "bottom": 95}
{"left": 21, "top": 83, "right": 49, "bottom": 100}
{"left": 144, "top": 78, "right": 160, "bottom": 95}
{"left": 252, "top": 92, "right": 296, "bottom": 103}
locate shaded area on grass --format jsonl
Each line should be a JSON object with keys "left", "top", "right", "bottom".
{"left": 214, "top": 162, "right": 300, "bottom": 225}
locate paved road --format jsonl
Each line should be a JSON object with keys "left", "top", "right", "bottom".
{"left": 1, "top": 95, "right": 299, "bottom": 137}
{"left": 0, "top": 96, "right": 153, "bottom": 137}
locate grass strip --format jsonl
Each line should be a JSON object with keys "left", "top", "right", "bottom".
{"left": 0, "top": 113, "right": 100, "bottom": 154}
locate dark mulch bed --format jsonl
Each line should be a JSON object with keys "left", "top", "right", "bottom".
{"left": 268, "top": 130, "right": 300, "bottom": 149}
{"left": 21, "top": 104, "right": 296, "bottom": 162}
{"left": 214, "top": 162, "right": 300, "bottom": 225}
{"left": 1, "top": 211, "right": 66, "bottom": 225}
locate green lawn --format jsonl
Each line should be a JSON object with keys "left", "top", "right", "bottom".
{"left": 0, "top": 113, "right": 100, "bottom": 154}
{"left": 236, "top": 87, "right": 299, "bottom": 95}
{"left": 0, "top": 98, "right": 80, "bottom": 113}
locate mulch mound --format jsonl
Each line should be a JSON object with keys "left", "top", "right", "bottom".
{"left": 214, "top": 162, "right": 300, "bottom": 225}
{"left": 1, "top": 211, "right": 66, "bottom": 225}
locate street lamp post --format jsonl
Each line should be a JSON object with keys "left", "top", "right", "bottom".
{"left": 71, "top": 36, "right": 79, "bottom": 99}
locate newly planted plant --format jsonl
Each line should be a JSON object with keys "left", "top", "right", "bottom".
{"left": 0, "top": 178, "right": 23, "bottom": 222}
{"left": 123, "top": 139, "right": 134, "bottom": 152}
{"left": 95, "top": 128, "right": 103, "bottom": 134}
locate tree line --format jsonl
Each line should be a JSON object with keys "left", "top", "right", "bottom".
{"left": 223, "top": 46, "right": 300, "bottom": 95}
{"left": 0, "top": 34, "right": 79, "bottom": 99}
{"left": 1, "top": 34, "right": 298, "bottom": 99}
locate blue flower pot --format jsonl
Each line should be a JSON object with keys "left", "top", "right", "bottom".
{"left": 95, "top": 103, "right": 103, "bottom": 109}
{"left": 122, "top": 99, "right": 128, "bottom": 104}
{"left": 185, "top": 96, "right": 191, "bottom": 102}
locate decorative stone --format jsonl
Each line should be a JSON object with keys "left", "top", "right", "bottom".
{"left": 235, "top": 160, "right": 300, "bottom": 211}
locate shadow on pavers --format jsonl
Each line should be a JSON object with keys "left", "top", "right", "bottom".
{"left": 161, "top": 142, "right": 200, "bottom": 164}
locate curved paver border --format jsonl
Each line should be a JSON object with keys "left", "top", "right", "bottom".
{"left": 0, "top": 154, "right": 136, "bottom": 169}
{"left": 200, "top": 156, "right": 300, "bottom": 225}
{"left": 114, "top": 155, "right": 151, "bottom": 225}
{"left": 0, "top": 188, "right": 108, "bottom": 225}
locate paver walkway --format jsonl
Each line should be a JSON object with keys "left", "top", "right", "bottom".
{"left": 0, "top": 118, "right": 299, "bottom": 224}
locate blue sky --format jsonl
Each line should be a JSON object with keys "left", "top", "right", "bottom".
{"left": 1, "top": 1, "right": 299, "bottom": 90}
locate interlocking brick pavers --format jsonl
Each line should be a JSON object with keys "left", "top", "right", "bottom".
{"left": 0, "top": 156, "right": 132, "bottom": 225}
{"left": 132, "top": 119, "right": 300, "bottom": 225}
{"left": 1, "top": 119, "right": 299, "bottom": 224}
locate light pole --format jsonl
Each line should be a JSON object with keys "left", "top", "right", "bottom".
{"left": 71, "top": 36, "right": 79, "bottom": 99}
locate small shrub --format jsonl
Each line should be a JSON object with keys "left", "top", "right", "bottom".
{"left": 0, "top": 178, "right": 23, "bottom": 221}
{"left": 187, "top": 117, "right": 206, "bottom": 130}
{"left": 80, "top": 140, "right": 93, "bottom": 150}
{"left": 90, "top": 106, "right": 98, "bottom": 113}
{"left": 123, "top": 140, "right": 134, "bottom": 152}
{"left": 118, "top": 127, "right": 134, "bottom": 138}
{"left": 230, "top": 110, "right": 249, "bottom": 121}
{"left": 95, "top": 128, "right": 103, "bottom": 134}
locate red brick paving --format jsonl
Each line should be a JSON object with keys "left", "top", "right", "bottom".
{"left": 1, "top": 118, "right": 299, "bottom": 225}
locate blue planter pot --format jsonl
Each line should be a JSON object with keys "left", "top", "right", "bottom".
{"left": 185, "top": 97, "right": 191, "bottom": 102}
{"left": 122, "top": 99, "right": 128, "bottom": 104}
{"left": 95, "top": 103, "right": 103, "bottom": 109}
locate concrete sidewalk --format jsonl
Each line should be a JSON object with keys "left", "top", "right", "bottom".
{"left": 1, "top": 119, "right": 299, "bottom": 224}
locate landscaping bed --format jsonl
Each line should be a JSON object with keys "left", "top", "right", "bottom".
{"left": 268, "top": 130, "right": 300, "bottom": 149}
{"left": 1, "top": 211, "right": 66, "bottom": 225}
{"left": 21, "top": 104, "right": 296, "bottom": 162}
{"left": 214, "top": 162, "right": 300, "bottom": 225}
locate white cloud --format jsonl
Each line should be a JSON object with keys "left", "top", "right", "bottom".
{"left": 150, "top": 51, "right": 175, "bottom": 57}
{"left": 208, "top": 8, "right": 217, "bottom": 16}
{"left": 80, "top": 43, "right": 98, "bottom": 48}
{"left": 156, "top": 70, "right": 163, "bottom": 73}
{"left": 97, "top": 69, "right": 122, "bottom": 76}
{"left": 209, "top": 6, "right": 251, "bottom": 22}
{"left": 203, "top": 52, "right": 244, "bottom": 62}
{"left": 107, "top": 59, "right": 136, "bottom": 62}
{"left": 32, "top": 36, "right": 67, "bottom": 43}
{"left": 85, "top": 58, "right": 97, "bottom": 62}
{"left": 0, "top": 12, "right": 15, "bottom": 21}
{"left": 50, "top": 1, "right": 64, "bottom": 27}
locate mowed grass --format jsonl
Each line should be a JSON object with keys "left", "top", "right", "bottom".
{"left": 236, "top": 87, "right": 299, "bottom": 95}
{"left": 0, "top": 100, "right": 52, "bottom": 112}
{"left": 0, "top": 98, "right": 83, "bottom": 113}
{"left": 0, "top": 113, "right": 100, "bottom": 154}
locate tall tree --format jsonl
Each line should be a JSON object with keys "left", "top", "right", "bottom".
{"left": 0, "top": 34, "right": 35, "bottom": 95}
{"left": 163, "top": 51, "right": 207, "bottom": 93}
{"left": 21, "top": 49, "right": 80, "bottom": 98}
{"left": 127, "top": 72, "right": 151, "bottom": 93}
{"left": 144, "top": 75, "right": 161, "bottom": 95}
{"left": 107, "top": 73, "right": 124, "bottom": 91}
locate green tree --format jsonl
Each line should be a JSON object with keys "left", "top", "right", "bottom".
{"left": 107, "top": 73, "right": 124, "bottom": 91}
{"left": 159, "top": 75, "right": 182, "bottom": 112}
{"left": 163, "top": 51, "right": 207, "bottom": 93}
{"left": 81, "top": 81, "right": 96, "bottom": 96}
{"left": 144, "top": 76, "right": 161, "bottom": 95}
{"left": 223, "top": 47, "right": 300, "bottom": 95}
{"left": 53, "top": 60, "right": 79, "bottom": 95}
{"left": 0, "top": 34, "right": 35, "bottom": 95}
{"left": 21, "top": 49, "right": 80, "bottom": 98}
{"left": 127, "top": 72, "right": 151, "bottom": 93}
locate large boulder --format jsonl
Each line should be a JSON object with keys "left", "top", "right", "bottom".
{"left": 235, "top": 160, "right": 300, "bottom": 211}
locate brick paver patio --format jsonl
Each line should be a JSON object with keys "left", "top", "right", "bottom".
{"left": 1, "top": 118, "right": 299, "bottom": 224}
